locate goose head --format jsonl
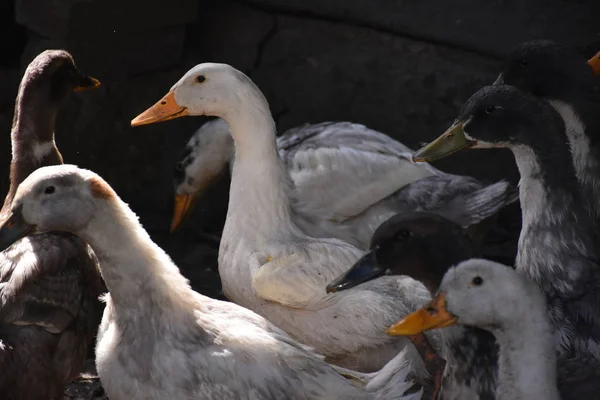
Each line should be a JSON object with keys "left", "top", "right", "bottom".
{"left": 21, "top": 50, "right": 100, "bottom": 107}
{"left": 326, "top": 212, "right": 473, "bottom": 294}
{"left": 131, "top": 63, "right": 264, "bottom": 127}
{"left": 412, "top": 85, "right": 565, "bottom": 163}
{"left": 495, "top": 39, "right": 596, "bottom": 98}
{"left": 171, "top": 118, "right": 233, "bottom": 231}
{"left": 0, "top": 165, "right": 107, "bottom": 251}
{"left": 386, "top": 259, "right": 543, "bottom": 336}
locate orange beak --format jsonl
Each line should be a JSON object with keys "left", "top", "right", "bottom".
{"left": 131, "top": 91, "right": 189, "bottom": 127}
{"left": 74, "top": 76, "right": 101, "bottom": 92}
{"left": 588, "top": 51, "right": 600, "bottom": 76}
{"left": 170, "top": 194, "right": 197, "bottom": 232}
{"left": 387, "top": 292, "right": 457, "bottom": 336}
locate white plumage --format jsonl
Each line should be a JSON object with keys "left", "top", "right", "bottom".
{"left": 0, "top": 164, "right": 422, "bottom": 400}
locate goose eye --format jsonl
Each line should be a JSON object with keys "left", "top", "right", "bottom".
{"left": 484, "top": 106, "right": 496, "bottom": 115}
{"left": 195, "top": 75, "right": 206, "bottom": 83}
{"left": 44, "top": 186, "right": 56, "bottom": 195}
{"left": 472, "top": 276, "right": 483, "bottom": 286}
{"left": 397, "top": 230, "right": 412, "bottom": 239}
{"left": 518, "top": 59, "right": 528, "bottom": 68}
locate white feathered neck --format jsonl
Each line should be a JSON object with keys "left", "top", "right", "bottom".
{"left": 81, "top": 189, "right": 197, "bottom": 319}
{"left": 492, "top": 292, "right": 559, "bottom": 400}
{"left": 221, "top": 76, "right": 304, "bottom": 243}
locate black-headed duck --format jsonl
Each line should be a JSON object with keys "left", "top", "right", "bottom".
{"left": 413, "top": 85, "right": 600, "bottom": 359}
{"left": 496, "top": 40, "right": 600, "bottom": 216}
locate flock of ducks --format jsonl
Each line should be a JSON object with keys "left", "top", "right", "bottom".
{"left": 0, "top": 39, "right": 597, "bottom": 400}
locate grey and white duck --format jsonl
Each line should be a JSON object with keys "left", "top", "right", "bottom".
{"left": 388, "top": 259, "right": 600, "bottom": 400}
{"left": 0, "top": 164, "right": 422, "bottom": 400}
{"left": 0, "top": 50, "right": 103, "bottom": 399}
{"left": 496, "top": 40, "right": 600, "bottom": 217}
{"left": 413, "top": 85, "right": 600, "bottom": 359}
{"left": 171, "top": 117, "right": 517, "bottom": 250}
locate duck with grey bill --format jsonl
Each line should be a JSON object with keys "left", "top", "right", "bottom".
{"left": 412, "top": 84, "right": 600, "bottom": 358}
{"left": 326, "top": 212, "right": 477, "bottom": 294}
{"left": 412, "top": 121, "right": 476, "bottom": 163}
{"left": 326, "top": 249, "right": 382, "bottom": 293}
{"left": 493, "top": 40, "right": 600, "bottom": 219}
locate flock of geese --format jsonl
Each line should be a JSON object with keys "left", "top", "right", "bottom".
{"left": 0, "top": 39, "right": 598, "bottom": 400}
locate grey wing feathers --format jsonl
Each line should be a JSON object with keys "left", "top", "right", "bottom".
{"left": 278, "top": 122, "right": 416, "bottom": 160}
{"left": 431, "top": 180, "right": 519, "bottom": 227}
{"left": 387, "top": 175, "right": 518, "bottom": 227}
{"left": 0, "top": 232, "right": 101, "bottom": 334}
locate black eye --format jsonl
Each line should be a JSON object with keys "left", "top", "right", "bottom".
{"left": 397, "top": 230, "right": 412, "bottom": 239}
{"left": 472, "top": 276, "right": 483, "bottom": 286}
{"left": 484, "top": 106, "right": 496, "bottom": 115}
{"left": 195, "top": 75, "right": 206, "bottom": 83}
{"left": 518, "top": 59, "right": 528, "bottom": 68}
{"left": 44, "top": 186, "right": 55, "bottom": 195}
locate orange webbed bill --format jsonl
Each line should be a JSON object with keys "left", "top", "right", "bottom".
{"left": 131, "top": 91, "right": 189, "bottom": 127}
{"left": 387, "top": 292, "right": 457, "bottom": 336}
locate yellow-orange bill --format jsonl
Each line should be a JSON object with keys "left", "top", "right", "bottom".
{"left": 131, "top": 91, "right": 189, "bottom": 127}
{"left": 170, "top": 194, "right": 197, "bottom": 232}
{"left": 386, "top": 292, "right": 457, "bottom": 336}
{"left": 74, "top": 76, "right": 101, "bottom": 92}
{"left": 588, "top": 51, "right": 600, "bottom": 76}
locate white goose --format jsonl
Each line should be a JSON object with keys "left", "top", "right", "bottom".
{"left": 388, "top": 259, "right": 600, "bottom": 400}
{"left": 0, "top": 164, "right": 422, "bottom": 400}
{"left": 131, "top": 63, "right": 439, "bottom": 373}
{"left": 171, "top": 118, "right": 517, "bottom": 249}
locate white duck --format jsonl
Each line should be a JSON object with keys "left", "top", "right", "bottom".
{"left": 131, "top": 63, "right": 442, "bottom": 373}
{"left": 388, "top": 259, "right": 600, "bottom": 400}
{"left": 0, "top": 164, "right": 423, "bottom": 400}
{"left": 171, "top": 118, "right": 517, "bottom": 249}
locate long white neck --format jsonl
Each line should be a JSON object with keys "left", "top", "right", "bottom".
{"left": 221, "top": 81, "right": 301, "bottom": 243}
{"left": 80, "top": 197, "right": 197, "bottom": 318}
{"left": 492, "top": 295, "right": 560, "bottom": 400}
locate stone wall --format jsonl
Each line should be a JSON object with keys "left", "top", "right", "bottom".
{"left": 0, "top": 0, "right": 598, "bottom": 288}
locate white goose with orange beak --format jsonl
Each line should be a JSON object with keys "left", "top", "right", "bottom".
{"left": 131, "top": 63, "right": 444, "bottom": 376}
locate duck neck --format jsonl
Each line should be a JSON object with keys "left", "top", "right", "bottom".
{"left": 511, "top": 142, "right": 597, "bottom": 293}
{"left": 492, "top": 309, "right": 559, "bottom": 400}
{"left": 3, "top": 86, "right": 63, "bottom": 212}
{"left": 547, "top": 98, "right": 600, "bottom": 212}
{"left": 222, "top": 83, "right": 298, "bottom": 242}
{"left": 80, "top": 197, "right": 196, "bottom": 318}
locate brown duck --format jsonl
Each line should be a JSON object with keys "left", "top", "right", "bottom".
{"left": 0, "top": 50, "right": 103, "bottom": 399}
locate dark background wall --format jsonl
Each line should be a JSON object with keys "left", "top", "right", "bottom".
{"left": 1, "top": 0, "right": 599, "bottom": 297}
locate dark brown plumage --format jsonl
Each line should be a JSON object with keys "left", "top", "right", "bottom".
{"left": 0, "top": 49, "right": 103, "bottom": 399}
